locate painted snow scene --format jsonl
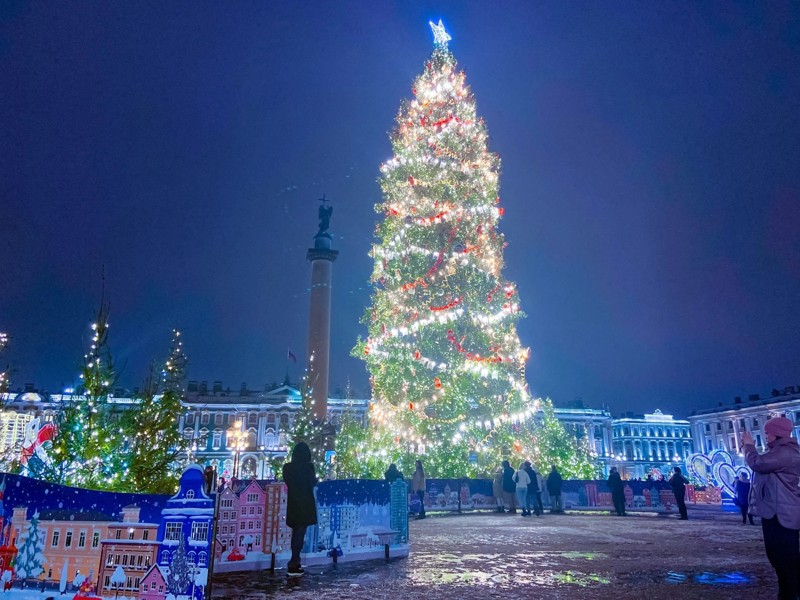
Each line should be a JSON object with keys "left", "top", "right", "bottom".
{"left": 0, "top": 465, "right": 212, "bottom": 600}
{"left": 213, "top": 479, "right": 409, "bottom": 573}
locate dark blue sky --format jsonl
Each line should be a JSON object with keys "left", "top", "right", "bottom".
{"left": 2, "top": 2, "right": 799, "bottom": 416}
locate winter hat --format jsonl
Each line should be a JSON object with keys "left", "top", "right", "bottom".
{"left": 764, "top": 416, "right": 794, "bottom": 438}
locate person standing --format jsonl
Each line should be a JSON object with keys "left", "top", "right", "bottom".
{"left": 523, "top": 461, "right": 542, "bottom": 516}
{"left": 493, "top": 466, "right": 506, "bottom": 513}
{"left": 514, "top": 461, "right": 531, "bottom": 516}
{"left": 735, "top": 472, "right": 754, "bottom": 525}
{"left": 282, "top": 442, "right": 318, "bottom": 577}
{"left": 742, "top": 417, "right": 800, "bottom": 600}
{"left": 501, "top": 460, "right": 517, "bottom": 514}
{"left": 669, "top": 466, "right": 689, "bottom": 520}
{"left": 384, "top": 463, "right": 404, "bottom": 483}
{"left": 608, "top": 467, "right": 626, "bottom": 516}
{"left": 412, "top": 460, "right": 426, "bottom": 520}
{"left": 547, "top": 466, "right": 563, "bottom": 513}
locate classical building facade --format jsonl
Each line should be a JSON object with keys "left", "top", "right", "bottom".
{"left": 179, "top": 382, "right": 369, "bottom": 480}
{"left": 688, "top": 386, "right": 800, "bottom": 457}
{"left": 609, "top": 410, "right": 694, "bottom": 479}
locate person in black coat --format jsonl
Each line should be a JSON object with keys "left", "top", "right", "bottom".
{"left": 607, "top": 467, "right": 626, "bottom": 516}
{"left": 282, "top": 442, "right": 318, "bottom": 576}
{"left": 547, "top": 466, "right": 564, "bottom": 513}
{"left": 669, "top": 466, "right": 689, "bottom": 520}
{"left": 501, "top": 460, "right": 517, "bottom": 513}
{"left": 734, "top": 472, "right": 754, "bottom": 525}
{"left": 384, "top": 463, "right": 404, "bottom": 483}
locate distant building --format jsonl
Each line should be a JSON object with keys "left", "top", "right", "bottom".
{"left": 609, "top": 409, "right": 694, "bottom": 479}
{"left": 0, "top": 383, "right": 370, "bottom": 479}
{"left": 179, "top": 382, "right": 368, "bottom": 480}
{"left": 688, "top": 386, "right": 800, "bottom": 457}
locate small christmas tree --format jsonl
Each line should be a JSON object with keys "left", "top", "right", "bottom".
{"left": 285, "top": 376, "right": 331, "bottom": 478}
{"left": 15, "top": 510, "right": 45, "bottom": 582}
{"left": 120, "top": 329, "right": 189, "bottom": 493}
{"left": 47, "top": 298, "right": 127, "bottom": 488}
{"left": 166, "top": 540, "right": 192, "bottom": 596}
{"left": 526, "top": 399, "right": 597, "bottom": 479}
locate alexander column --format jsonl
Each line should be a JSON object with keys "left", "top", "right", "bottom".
{"left": 305, "top": 196, "right": 338, "bottom": 422}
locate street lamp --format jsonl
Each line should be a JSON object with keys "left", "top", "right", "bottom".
{"left": 227, "top": 421, "right": 246, "bottom": 479}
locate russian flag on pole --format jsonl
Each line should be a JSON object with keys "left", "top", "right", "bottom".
{"left": 287, "top": 348, "right": 297, "bottom": 363}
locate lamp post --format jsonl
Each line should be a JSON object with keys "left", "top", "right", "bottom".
{"left": 227, "top": 422, "right": 246, "bottom": 479}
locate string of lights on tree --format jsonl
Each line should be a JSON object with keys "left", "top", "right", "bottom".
{"left": 342, "top": 22, "right": 596, "bottom": 479}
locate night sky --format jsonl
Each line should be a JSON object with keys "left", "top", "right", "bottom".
{"left": 2, "top": 2, "right": 799, "bottom": 417}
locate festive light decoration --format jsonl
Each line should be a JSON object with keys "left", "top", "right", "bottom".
{"left": 341, "top": 25, "right": 597, "bottom": 479}
{"left": 429, "top": 19, "right": 452, "bottom": 48}
{"left": 42, "top": 300, "right": 188, "bottom": 493}
{"left": 0, "top": 332, "right": 9, "bottom": 396}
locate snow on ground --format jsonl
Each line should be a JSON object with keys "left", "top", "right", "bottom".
{"left": 211, "top": 506, "right": 776, "bottom": 599}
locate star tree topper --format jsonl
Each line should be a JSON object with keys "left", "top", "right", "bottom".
{"left": 429, "top": 19, "right": 452, "bottom": 48}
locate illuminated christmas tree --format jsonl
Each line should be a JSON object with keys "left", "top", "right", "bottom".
{"left": 48, "top": 298, "right": 128, "bottom": 488}
{"left": 351, "top": 22, "right": 543, "bottom": 477}
{"left": 120, "top": 329, "right": 189, "bottom": 493}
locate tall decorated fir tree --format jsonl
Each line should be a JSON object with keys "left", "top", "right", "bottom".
{"left": 351, "top": 22, "right": 541, "bottom": 477}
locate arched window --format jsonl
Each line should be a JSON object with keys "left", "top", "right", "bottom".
{"left": 246, "top": 429, "right": 257, "bottom": 450}
{"left": 201, "top": 412, "right": 210, "bottom": 425}
{"left": 266, "top": 413, "right": 275, "bottom": 424}
{"left": 183, "top": 428, "right": 193, "bottom": 440}
{"left": 264, "top": 430, "right": 276, "bottom": 449}
{"left": 198, "top": 552, "right": 207, "bottom": 566}
{"left": 248, "top": 412, "right": 258, "bottom": 426}
{"left": 160, "top": 550, "right": 169, "bottom": 565}
{"left": 280, "top": 413, "right": 289, "bottom": 427}
{"left": 188, "top": 551, "right": 196, "bottom": 564}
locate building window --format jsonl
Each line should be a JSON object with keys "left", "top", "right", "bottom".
{"left": 716, "top": 423, "right": 721, "bottom": 431}
{"left": 165, "top": 522, "right": 183, "bottom": 541}
{"left": 186, "top": 414, "right": 195, "bottom": 425}
{"left": 249, "top": 506, "right": 255, "bottom": 515}
{"left": 137, "top": 555, "right": 143, "bottom": 567}
{"left": 186, "top": 490, "right": 195, "bottom": 499}
{"left": 65, "top": 531, "right": 73, "bottom": 548}
{"left": 122, "top": 555, "right": 128, "bottom": 566}
{"left": 78, "top": 531, "right": 86, "bottom": 548}
{"left": 51, "top": 530, "right": 60, "bottom": 547}
{"left": 201, "top": 412, "right": 210, "bottom": 425}
{"left": 199, "top": 551, "right": 208, "bottom": 566}
{"left": 215, "top": 413, "right": 223, "bottom": 426}
{"left": 247, "top": 493, "right": 259, "bottom": 502}
{"left": 191, "top": 522, "right": 210, "bottom": 542}
{"left": 115, "top": 529, "right": 121, "bottom": 539}
{"left": 104, "top": 576, "right": 110, "bottom": 589}
{"left": 213, "top": 431, "right": 222, "bottom": 447}
{"left": 241, "top": 507, "right": 246, "bottom": 516}
{"left": 92, "top": 532, "right": 100, "bottom": 548}
{"left": 753, "top": 419, "right": 759, "bottom": 428}
{"left": 143, "top": 530, "right": 149, "bottom": 540}
{"left": 248, "top": 412, "right": 258, "bottom": 425}
{"left": 129, "top": 529, "right": 135, "bottom": 540}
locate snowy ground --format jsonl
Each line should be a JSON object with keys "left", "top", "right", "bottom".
{"left": 210, "top": 506, "right": 776, "bottom": 599}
